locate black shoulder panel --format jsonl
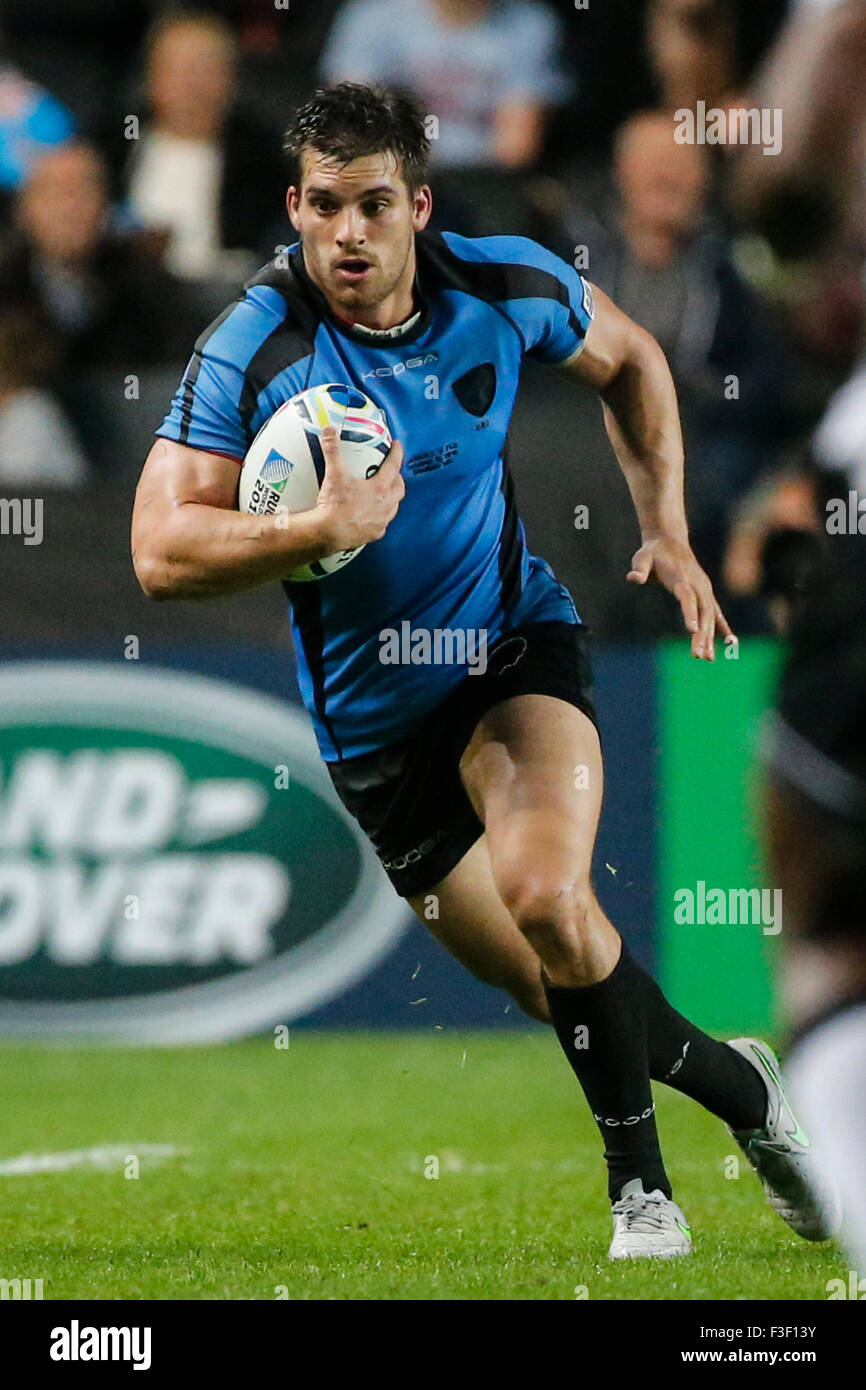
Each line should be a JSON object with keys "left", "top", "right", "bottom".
{"left": 416, "top": 231, "right": 583, "bottom": 344}
{"left": 238, "top": 255, "right": 321, "bottom": 434}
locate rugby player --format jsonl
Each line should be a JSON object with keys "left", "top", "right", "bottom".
{"left": 765, "top": 533, "right": 866, "bottom": 1271}
{"left": 131, "top": 83, "right": 835, "bottom": 1258}
{"left": 741, "top": 0, "right": 866, "bottom": 1271}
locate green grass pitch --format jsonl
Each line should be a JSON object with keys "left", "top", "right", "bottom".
{"left": 0, "top": 1032, "right": 848, "bottom": 1300}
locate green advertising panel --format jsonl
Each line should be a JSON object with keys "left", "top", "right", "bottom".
{"left": 0, "top": 662, "right": 407, "bottom": 1043}
{"left": 657, "top": 638, "right": 785, "bottom": 1036}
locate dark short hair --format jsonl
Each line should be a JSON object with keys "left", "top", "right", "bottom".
{"left": 284, "top": 83, "right": 431, "bottom": 194}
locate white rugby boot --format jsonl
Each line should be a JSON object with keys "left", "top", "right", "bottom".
{"left": 726, "top": 1036, "right": 841, "bottom": 1241}
{"left": 608, "top": 1178, "right": 693, "bottom": 1259}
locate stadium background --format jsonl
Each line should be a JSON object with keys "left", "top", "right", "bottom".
{"left": 0, "top": 0, "right": 858, "bottom": 1045}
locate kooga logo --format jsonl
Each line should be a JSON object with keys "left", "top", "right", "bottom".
{"left": 361, "top": 352, "right": 437, "bottom": 380}
{"left": 0, "top": 664, "right": 406, "bottom": 1043}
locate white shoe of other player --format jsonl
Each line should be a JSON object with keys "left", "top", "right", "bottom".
{"left": 727, "top": 1037, "right": 842, "bottom": 1241}
{"left": 608, "top": 1179, "right": 693, "bottom": 1260}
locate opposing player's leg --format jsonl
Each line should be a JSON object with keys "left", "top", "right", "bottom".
{"left": 785, "top": 1006, "right": 865, "bottom": 1258}
{"left": 762, "top": 534, "right": 866, "bottom": 1253}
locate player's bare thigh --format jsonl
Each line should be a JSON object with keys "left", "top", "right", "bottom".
{"left": 458, "top": 693, "right": 621, "bottom": 986}
{"left": 406, "top": 835, "right": 550, "bottom": 1023}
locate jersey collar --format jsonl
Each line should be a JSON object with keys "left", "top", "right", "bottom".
{"left": 289, "top": 242, "right": 431, "bottom": 348}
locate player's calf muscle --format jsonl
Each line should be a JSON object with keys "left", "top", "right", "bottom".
{"left": 507, "top": 979, "right": 550, "bottom": 1023}
{"left": 409, "top": 894, "right": 550, "bottom": 1022}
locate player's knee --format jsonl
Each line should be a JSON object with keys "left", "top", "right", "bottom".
{"left": 503, "top": 876, "right": 601, "bottom": 967}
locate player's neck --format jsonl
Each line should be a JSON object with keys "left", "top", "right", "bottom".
{"left": 332, "top": 280, "right": 417, "bottom": 332}
{"left": 334, "top": 298, "right": 417, "bottom": 333}
{"left": 302, "top": 247, "right": 418, "bottom": 333}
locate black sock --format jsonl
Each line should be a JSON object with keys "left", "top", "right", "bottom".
{"left": 544, "top": 948, "right": 671, "bottom": 1202}
{"left": 617, "top": 944, "right": 767, "bottom": 1131}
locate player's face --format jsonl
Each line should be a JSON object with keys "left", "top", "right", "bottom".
{"left": 288, "top": 150, "right": 432, "bottom": 328}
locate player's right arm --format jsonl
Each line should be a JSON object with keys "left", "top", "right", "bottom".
{"left": 131, "top": 428, "right": 404, "bottom": 601}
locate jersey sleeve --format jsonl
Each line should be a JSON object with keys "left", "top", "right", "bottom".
{"left": 156, "top": 349, "right": 249, "bottom": 462}
{"left": 457, "top": 234, "right": 594, "bottom": 365}
{"left": 513, "top": 241, "right": 594, "bottom": 364}
{"left": 154, "top": 296, "right": 273, "bottom": 461}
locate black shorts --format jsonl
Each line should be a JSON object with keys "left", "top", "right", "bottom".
{"left": 326, "top": 619, "right": 598, "bottom": 898}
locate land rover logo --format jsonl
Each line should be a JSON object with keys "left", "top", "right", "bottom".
{"left": 0, "top": 663, "right": 407, "bottom": 1043}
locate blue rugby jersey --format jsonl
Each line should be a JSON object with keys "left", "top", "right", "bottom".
{"left": 156, "top": 231, "right": 594, "bottom": 760}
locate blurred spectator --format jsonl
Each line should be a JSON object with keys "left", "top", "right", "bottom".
{"left": 645, "top": 0, "right": 738, "bottom": 111}
{"left": 114, "top": 9, "right": 289, "bottom": 285}
{"left": 0, "top": 38, "right": 75, "bottom": 197}
{"left": 0, "top": 141, "right": 197, "bottom": 369}
{"left": 791, "top": 0, "right": 845, "bottom": 13}
{"left": 537, "top": 0, "right": 656, "bottom": 166}
{"left": 322, "top": 0, "right": 571, "bottom": 171}
{"left": 536, "top": 110, "right": 813, "bottom": 598}
{"left": 0, "top": 0, "right": 150, "bottom": 142}
{"left": 721, "top": 458, "right": 826, "bottom": 631}
{"left": 735, "top": 0, "right": 864, "bottom": 263}
{"left": 0, "top": 308, "right": 88, "bottom": 487}
{"left": 602, "top": 111, "right": 711, "bottom": 348}
{"left": 722, "top": 0, "right": 866, "bottom": 618}
{"left": 641, "top": 0, "right": 791, "bottom": 254}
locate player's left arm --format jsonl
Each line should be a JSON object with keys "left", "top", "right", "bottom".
{"left": 557, "top": 283, "right": 734, "bottom": 661}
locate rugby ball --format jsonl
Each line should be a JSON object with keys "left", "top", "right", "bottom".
{"left": 238, "top": 382, "right": 392, "bottom": 581}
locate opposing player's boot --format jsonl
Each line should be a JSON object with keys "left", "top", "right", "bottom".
{"left": 726, "top": 1037, "right": 841, "bottom": 1241}
{"left": 608, "top": 1179, "right": 692, "bottom": 1259}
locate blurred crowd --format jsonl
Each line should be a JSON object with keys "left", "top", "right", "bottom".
{"left": 0, "top": 0, "right": 863, "bottom": 637}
